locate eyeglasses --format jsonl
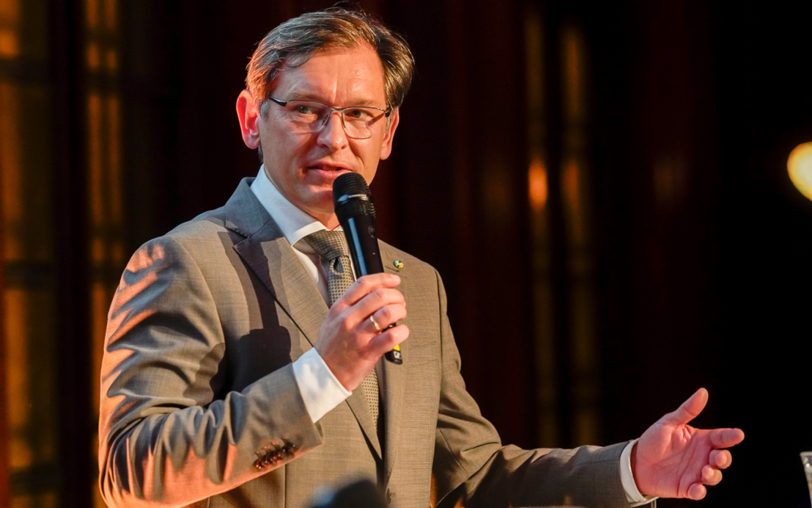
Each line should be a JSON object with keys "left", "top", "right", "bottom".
{"left": 267, "top": 97, "right": 392, "bottom": 140}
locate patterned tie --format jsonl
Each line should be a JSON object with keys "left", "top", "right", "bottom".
{"left": 303, "top": 230, "right": 381, "bottom": 433}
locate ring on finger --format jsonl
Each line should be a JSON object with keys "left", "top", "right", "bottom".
{"left": 368, "top": 315, "right": 382, "bottom": 333}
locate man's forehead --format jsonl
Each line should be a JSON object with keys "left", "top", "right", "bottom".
{"left": 272, "top": 44, "right": 386, "bottom": 99}
{"left": 281, "top": 43, "right": 382, "bottom": 73}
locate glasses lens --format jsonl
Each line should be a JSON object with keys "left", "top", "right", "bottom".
{"left": 341, "top": 108, "right": 379, "bottom": 139}
{"left": 279, "top": 100, "right": 384, "bottom": 139}
{"left": 284, "top": 101, "right": 325, "bottom": 129}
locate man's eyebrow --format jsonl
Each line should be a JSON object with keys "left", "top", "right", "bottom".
{"left": 282, "top": 91, "right": 384, "bottom": 106}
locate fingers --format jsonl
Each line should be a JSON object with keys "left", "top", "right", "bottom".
{"left": 701, "top": 464, "right": 723, "bottom": 486}
{"left": 362, "top": 295, "right": 409, "bottom": 358}
{"left": 687, "top": 483, "right": 707, "bottom": 500}
{"left": 337, "top": 273, "right": 402, "bottom": 309}
{"left": 367, "top": 314, "right": 383, "bottom": 333}
{"left": 688, "top": 462, "right": 726, "bottom": 500}
{"left": 343, "top": 274, "right": 406, "bottom": 327}
{"left": 709, "top": 449, "right": 732, "bottom": 470}
{"left": 667, "top": 387, "right": 708, "bottom": 425}
{"left": 710, "top": 427, "right": 745, "bottom": 448}
{"left": 334, "top": 274, "right": 404, "bottom": 321}
{"left": 368, "top": 319, "right": 410, "bottom": 357}
{"left": 685, "top": 428, "right": 741, "bottom": 501}
{"left": 367, "top": 303, "right": 401, "bottom": 332}
{"left": 689, "top": 448, "right": 731, "bottom": 499}
{"left": 317, "top": 273, "right": 409, "bottom": 389}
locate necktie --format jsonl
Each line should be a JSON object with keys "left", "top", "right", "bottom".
{"left": 303, "top": 230, "right": 381, "bottom": 432}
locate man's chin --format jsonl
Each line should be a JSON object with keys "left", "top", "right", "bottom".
{"left": 297, "top": 191, "right": 337, "bottom": 224}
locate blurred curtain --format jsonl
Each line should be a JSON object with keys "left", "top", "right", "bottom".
{"left": 5, "top": 1, "right": 812, "bottom": 507}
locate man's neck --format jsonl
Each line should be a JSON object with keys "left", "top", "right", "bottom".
{"left": 250, "top": 167, "right": 342, "bottom": 246}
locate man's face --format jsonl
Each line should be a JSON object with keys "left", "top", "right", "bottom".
{"left": 237, "top": 44, "right": 399, "bottom": 228}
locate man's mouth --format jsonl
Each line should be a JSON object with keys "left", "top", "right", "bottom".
{"left": 306, "top": 164, "right": 352, "bottom": 175}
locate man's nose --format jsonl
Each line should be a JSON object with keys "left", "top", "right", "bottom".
{"left": 316, "top": 111, "right": 349, "bottom": 149}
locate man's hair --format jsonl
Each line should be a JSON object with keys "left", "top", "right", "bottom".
{"left": 245, "top": 7, "right": 415, "bottom": 111}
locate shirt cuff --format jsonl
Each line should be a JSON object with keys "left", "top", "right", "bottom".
{"left": 292, "top": 348, "right": 351, "bottom": 423}
{"left": 621, "top": 439, "right": 658, "bottom": 506}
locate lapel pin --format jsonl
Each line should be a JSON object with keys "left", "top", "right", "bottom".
{"left": 392, "top": 259, "right": 404, "bottom": 271}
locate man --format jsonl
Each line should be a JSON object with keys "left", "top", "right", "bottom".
{"left": 98, "top": 7, "right": 743, "bottom": 507}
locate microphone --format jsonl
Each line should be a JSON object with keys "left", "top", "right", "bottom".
{"left": 333, "top": 172, "right": 403, "bottom": 364}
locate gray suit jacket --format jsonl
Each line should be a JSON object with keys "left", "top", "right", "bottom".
{"left": 98, "top": 178, "right": 630, "bottom": 507}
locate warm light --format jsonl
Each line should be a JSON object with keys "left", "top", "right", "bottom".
{"left": 86, "top": 42, "right": 100, "bottom": 69}
{"left": 561, "top": 24, "right": 585, "bottom": 121}
{"left": 788, "top": 142, "right": 812, "bottom": 201}
{"left": 528, "top": 158, "right": 548, "bottom": 211}
{"left": 0, "top": 0, "right": 21, "bottom": 58}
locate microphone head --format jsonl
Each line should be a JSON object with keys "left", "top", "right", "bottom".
{"left": 333, "top": 172, "right": 376, "bottom": 221}
{"left": 333, "top": 172, "right": 370, "bottom": 199}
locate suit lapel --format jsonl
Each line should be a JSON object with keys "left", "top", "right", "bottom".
{"left": 345, "top": 383, "right": 382, "bottom": 457}
{"left": 223, "top": 179, "right": 383, "bottom": 458}
{"left": 234, "top": 226, "right": 326, "bottom": 351}
{"left": 244, "top": 229, "right": 383, "bottom": 457}
{"left": 380, "top": 243, "right": 408, "bottom": 483}
{"left": 221, "top": 180, "right": 325, "bottom": 351}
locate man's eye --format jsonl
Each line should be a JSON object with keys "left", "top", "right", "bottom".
{"left": 345, "top": 108, "right": 374, "bottom": 121}
{"left": 293, "top": 104, "right": 317, "bottom": 115}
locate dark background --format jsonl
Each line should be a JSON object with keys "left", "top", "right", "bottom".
{"left": 1, "top": 0, "right": 811, "bottom": 506}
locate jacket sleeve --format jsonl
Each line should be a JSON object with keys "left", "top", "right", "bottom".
{"left": 430, "top": 271, "right": 631, "bottom": 508}
{"left": 97, "top": 236, "right": 322, "bottom": 507}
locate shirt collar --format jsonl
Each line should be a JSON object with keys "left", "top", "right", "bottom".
{"left": 249, "top": 165, "right": 331, "bottom": 248}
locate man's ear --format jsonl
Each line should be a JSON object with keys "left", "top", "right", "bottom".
{"left": 236, "top": 90, "right": 261, "bottom": 149}
{"left": 379, "top": 107, "right": 400, "bottom": 160}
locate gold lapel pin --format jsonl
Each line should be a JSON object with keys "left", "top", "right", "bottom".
{"left": 392, "top": 259, "right": 404, "bottom": 271}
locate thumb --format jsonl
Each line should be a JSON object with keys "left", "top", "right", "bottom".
{"left": 667, "top": 387, "right": 708, "bottom": 425}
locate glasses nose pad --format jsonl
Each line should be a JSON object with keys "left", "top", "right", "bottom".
{"left": 316, "top": 109, "right": 350, "bottom": 143}
{"left": 319, "top": 109, "right": 343, "bottom": 130}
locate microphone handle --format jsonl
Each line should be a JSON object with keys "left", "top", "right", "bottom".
{"left": 342, "top": 216, "right": 403, "bottom": 365}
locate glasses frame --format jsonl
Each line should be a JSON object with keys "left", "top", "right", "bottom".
{"left": 267, "top": 96, "right": 392, "bottom": 140}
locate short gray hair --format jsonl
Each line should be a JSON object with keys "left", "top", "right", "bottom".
{"left": 245, "top": 7, "right": 415, "bottom": 110}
